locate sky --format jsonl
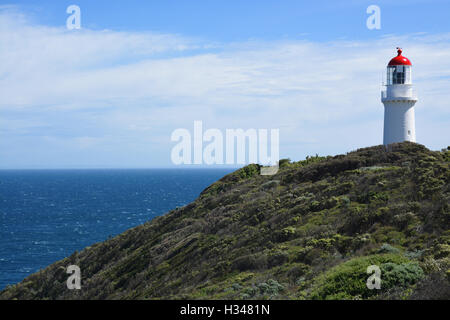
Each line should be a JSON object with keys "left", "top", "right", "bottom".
{"left": 0, "top": 0, "right": 449, "bottom": 169}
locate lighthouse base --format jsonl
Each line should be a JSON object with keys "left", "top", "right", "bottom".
{"left": 383, "top": 101, "right": 416, "bottom": 145}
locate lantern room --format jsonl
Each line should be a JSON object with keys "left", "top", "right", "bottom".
{"left": 386, "top": 48, "right": 412, "bottom": 85}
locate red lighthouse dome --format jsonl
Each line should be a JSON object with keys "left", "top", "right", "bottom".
{"left": 388, "top": 48, "right": 412, "bottom": 66}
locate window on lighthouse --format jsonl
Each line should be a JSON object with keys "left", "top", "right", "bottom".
{"left": 387, "top": 65, "right": 411, "bottom": 85}
{"left": 394, "top": 66, "right": 405, "bottom": 84}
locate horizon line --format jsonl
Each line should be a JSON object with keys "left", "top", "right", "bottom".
{"left": 0, "top": 166, "right": 242, "bottom": 171}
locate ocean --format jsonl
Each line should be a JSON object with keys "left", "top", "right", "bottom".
{"left": 0, "top": 168, "right": 233, "bottom": 290}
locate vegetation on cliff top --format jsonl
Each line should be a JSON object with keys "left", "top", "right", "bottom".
{"left": 1, "top": 142, "right": 449, "bottom": 300}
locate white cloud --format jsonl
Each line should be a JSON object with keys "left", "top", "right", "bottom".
{"left": 0, "top": 9, "right": 449, "bottom": 168}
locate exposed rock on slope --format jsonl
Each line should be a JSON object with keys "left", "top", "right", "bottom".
{"left": 1, "top": 142, "right": 449, "bottom": 300}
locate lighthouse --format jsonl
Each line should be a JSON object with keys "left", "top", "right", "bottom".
{"left": 381, "top": 48, "right": 417, "bottom": 145}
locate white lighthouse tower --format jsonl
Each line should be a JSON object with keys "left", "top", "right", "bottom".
{"left": 381, "top": 48, "right": 417, "bottom": 145}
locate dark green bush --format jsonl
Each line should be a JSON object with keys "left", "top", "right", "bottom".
{"left": 310, "top": 254, "right": 417, "bottom": 299}
{"left": 232, "top": 254, "right": 267, "bottom": 271}
{"left": 380, "top": 262, "right": 424, "bottom": 288}
{"left": 378, "top": 243, "right": 401, "bottom": 254}
{"left": 267, "top": 252, "right": 289, "bottom": 268}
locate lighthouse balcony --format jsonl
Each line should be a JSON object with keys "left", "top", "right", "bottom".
{"left": 381, "top": 84, "right": 417, "bottom": 102}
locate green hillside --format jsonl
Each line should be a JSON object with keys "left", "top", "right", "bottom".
{"left": 1, "top": 142, "right": 449, "bottom": 300}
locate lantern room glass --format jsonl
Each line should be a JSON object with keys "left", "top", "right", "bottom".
{"left": 387, "top": 65, "right": 412, "bottom": 85}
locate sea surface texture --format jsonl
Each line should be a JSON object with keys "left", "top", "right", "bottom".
{"left": 0, "top": 169, "right": 232, "bottom": 290}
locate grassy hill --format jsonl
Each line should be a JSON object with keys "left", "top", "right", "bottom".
{"left": 1, "top": 142, "right": 449, "bottom": 300}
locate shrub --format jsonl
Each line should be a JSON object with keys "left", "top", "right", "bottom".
{"left": 267, "top": 252, "right": 289, "bottom": 268}
{"left": 238, "top": 164, "right": 260, "bottom": 180}
{"left": 405, "top": 250, "right": 423, "bottom": 259}
{"left": 279, "top": 158, "right": 291, "bottom": 168}
{"left": 261, "top": 180, "right": 280, "bottom": 190}
{"left": 240, "top": 279, "right": 285, "bottom": 299}
{"left": 380, "top": 262, "right": 424, "bottom": 288}
{"left": 273, "top": 227, "right": 296, "bottom": 242}
{"left": 310, "top": 254, "right": 416, "bottom": 299}
{"left": 232, "top": 254, "right": 267, "bottom": 271}
{"left": 378, "top": 243, "right": 401, "bottom": 254}
{"left": 286, "top": 264, "right": 309, "bottom": 282}
{"left": 258, "top": 279, "right": 284, "bottom": 296}
{"left": 231, "top": 283, "right": 242, "bottom": 291}
{"left": 339, "top": 196, "right": 351, "bottom": 208}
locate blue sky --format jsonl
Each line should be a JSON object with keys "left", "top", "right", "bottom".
{"left": 1, "top": 1, "right": 449, "bottom": 168}
{"left": 10, "top": 0, "right": 450, "bottom": 41}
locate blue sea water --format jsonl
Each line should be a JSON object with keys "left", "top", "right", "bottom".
{"left": 0, "top": 169, "right": 233, "bottom": 290}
